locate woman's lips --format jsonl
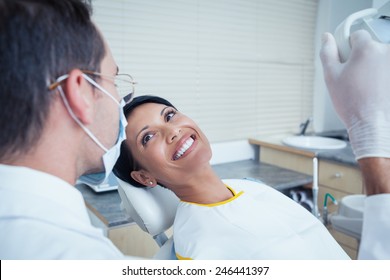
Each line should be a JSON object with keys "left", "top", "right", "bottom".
{"left": 173, "top": 135, "right": 196, "bottom": 160}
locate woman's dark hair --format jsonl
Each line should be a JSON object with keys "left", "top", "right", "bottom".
{"left": 113, "top": 95, "right": 176, "bottom": 187}
{"left": 0, "top": 0, "right": 105, "bottom": 160}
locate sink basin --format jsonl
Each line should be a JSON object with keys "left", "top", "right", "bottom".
{"left": 338, "top": 194, "right": 365, "bottom": 219}
{"left": 282, "top": 136, "right": 347, "bottom": 150}
{"left": 330, "top": 194, "right": 366, "bottom": 240}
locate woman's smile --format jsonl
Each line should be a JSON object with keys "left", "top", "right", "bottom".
{"left": 173, "top": 135, "right": 197, "bottom": 161}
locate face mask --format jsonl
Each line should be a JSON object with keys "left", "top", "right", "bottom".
{"left": 57, "top": 74, "right": 127, "bottom": 185}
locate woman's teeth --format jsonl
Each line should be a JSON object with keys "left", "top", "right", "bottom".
{"left": 174, "top": 137, "right": 194, "bottom": 160}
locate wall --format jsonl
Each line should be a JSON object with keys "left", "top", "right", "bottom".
{"left": 92, "top": 0, "right": 319, "bottom": 142}
{"left": 210, "top": 140, "right": 255, "bottom": 165}
{"left": 374, "top": 0, "right": 389, "bottom": 8}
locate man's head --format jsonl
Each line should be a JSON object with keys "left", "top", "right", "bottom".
{"left": 0, "top": 0, "right": 105, "bottom": 161}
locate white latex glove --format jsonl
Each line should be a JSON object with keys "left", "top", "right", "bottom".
{"left": 320, "top": 30, "right": 390, "bottom": 160}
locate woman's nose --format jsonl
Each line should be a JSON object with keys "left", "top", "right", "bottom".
{"left": 166, "top": 126, "right": 181, "bottom": 143}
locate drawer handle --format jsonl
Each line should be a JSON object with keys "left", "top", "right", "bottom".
{"left": 333, "top": 172, "right": 343, "bottom": 178}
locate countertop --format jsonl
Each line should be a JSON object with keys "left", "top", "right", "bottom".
{"left": 77, "top": 160, "right": 313, "bottom": 228}
{"left": 76, "top": 183, "right": 130, "bottom": 227}
{"left": 249, "top": 135, "right": 358, "bottom": 167}
{"left": 212, "top": 160, "right": 312, "bottom": 191}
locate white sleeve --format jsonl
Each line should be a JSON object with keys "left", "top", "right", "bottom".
{"left": 358, "top": 194, "right": 390, "bottom": 259}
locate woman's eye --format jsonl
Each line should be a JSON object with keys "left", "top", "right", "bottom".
{"left": 165, "top": 110, "right": 177, "bottom": 122}
{"left": 142, "top": 133, "right": 154, "bottom": 146}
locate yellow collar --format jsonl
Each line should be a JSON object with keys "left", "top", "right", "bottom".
{"left": 182, "top": 185, "right": 244, "bottom": 207}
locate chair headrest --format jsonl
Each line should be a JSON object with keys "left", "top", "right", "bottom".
{"left": 116, "top": 177, "right": 180, "bottom": 237}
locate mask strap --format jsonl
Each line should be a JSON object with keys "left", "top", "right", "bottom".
{"left": 58, "top": 85, "right": 109, "bottom": 152}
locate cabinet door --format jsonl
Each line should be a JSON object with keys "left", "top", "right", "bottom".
{"left": 319, "top": 160, "right": 363, "bottom": 194}
{"left": 108, "top": 224, "right": 159, "bottom": 258}
{"left": 317, "top": 160, "right": 363, "bottom": 215}
{"left": 260, "top": 147, "right": 313, "bottom": 175}
{"left": 108, "top": 225, "right": 174, "bottom": 258}
{"left": 318, "top": 160, "right": 363, "bottom": 260}
{"left": 328, "top": 227, "right": 358, "bottom": 260}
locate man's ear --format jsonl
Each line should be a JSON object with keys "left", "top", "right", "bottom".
{"left": 131, "top": 170, "right": 157, "bottom": 187}
{"left": 63, "top": 69, "right": 94, "bottom": 125}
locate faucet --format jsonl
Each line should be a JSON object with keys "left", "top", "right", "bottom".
{"left": 298, "top": 117, "right": 312, "bottom": 135}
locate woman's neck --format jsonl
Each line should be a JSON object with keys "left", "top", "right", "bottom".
{"left": 170, "top": 166, "right": 234, "bottom": 204}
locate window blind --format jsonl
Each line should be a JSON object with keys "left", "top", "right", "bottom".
{"left": 92, "top": 0, "right": 318, "bottom": 142}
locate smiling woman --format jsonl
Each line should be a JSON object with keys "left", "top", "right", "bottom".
{"left": 113, "top": 95, "right": 350, "bottom": 260}
{"left": 114, "top": 95, "right": 214, "bottom": 192}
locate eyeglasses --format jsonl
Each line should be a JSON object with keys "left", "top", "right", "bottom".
{"left": 48, "top": 70, "right": 136, "bottom": 104}
{"left": 83, "top": 70, "right": 136, "bottom": 104}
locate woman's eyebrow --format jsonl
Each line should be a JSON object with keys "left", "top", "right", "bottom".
{"left": 135, "top": 125, "right": 149, "bottom": 141}
{"left": 135, "top": 106, "right": 170, "bottom": 141}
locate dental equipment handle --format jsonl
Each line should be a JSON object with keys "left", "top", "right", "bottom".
{"left": 324, "top": 193, "right": 337, "bottom": 207}
{"left": 334, "top": 1, "right": 390, "bottom": 62}
{"left": 312, "top": 157, "right": 319, "bottom": 218}
{"left": 323, "top": 193, "right": 338, "bottom": 226}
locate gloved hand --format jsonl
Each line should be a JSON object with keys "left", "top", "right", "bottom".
{"left": 320, "top": 30, "right": 390, "bottom": 160}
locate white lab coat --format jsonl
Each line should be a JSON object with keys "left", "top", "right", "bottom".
{"left": 0, "top": 164, "right": 132, "bottom": 259}
{"left": 359, "top": 194, "right": 390, "bottom": 259}
{"left": 174, "top": 179, "right": 350, "bottom": 260}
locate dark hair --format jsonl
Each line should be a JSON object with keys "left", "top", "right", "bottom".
{"left": 0, "top": 0, "right": 105, "bottom": 161}
{"left": 113, "top": 95, "right": 176, "bottom": 187}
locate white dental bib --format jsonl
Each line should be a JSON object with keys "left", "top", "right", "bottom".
{"left": 174, "top": 179, "right": 350, "bottom": 260}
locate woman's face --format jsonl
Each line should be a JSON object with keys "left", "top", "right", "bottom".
{"left": 125, "top": 102, "right": 212, "bottom": 187}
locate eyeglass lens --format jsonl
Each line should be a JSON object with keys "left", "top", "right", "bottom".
{"left": 123, "top": 93, "right": 134, "bottom": 104}
{"left": 115, "top": 75, "right": 135, "bottom": 104}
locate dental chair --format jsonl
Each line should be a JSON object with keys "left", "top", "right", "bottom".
{"left": 115, "top": 177, "right": 180, "bottom": 259}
